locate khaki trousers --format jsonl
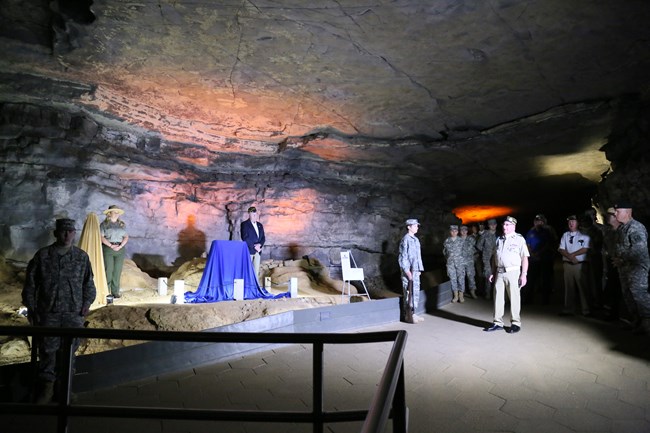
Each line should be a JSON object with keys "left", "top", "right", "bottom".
{"left": 251, "top": 252, "right": 261, "bottom": 284}
{"left": 493, "top": 270, "right": 521, "bottom": 326}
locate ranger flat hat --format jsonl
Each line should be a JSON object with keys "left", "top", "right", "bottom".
{"left": 103, "top": 205, "right": 124, "bottom": 215}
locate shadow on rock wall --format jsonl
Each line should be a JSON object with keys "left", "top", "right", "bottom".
{"left": 174, "top": 215, "right": 206, "bottom": 266}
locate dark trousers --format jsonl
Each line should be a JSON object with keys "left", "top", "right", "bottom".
{"left": 37, "top": 313, "right": 84, "bottom": 382}
{"left": 103, "top": 245, "right": 125, "bottom": 296}
{"left": 524, "top": 258, "right": 553, "bottom": 304}
{"left": 603, "top": 260, "right": 621, "bottom": 318}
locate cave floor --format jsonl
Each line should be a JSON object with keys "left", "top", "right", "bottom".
{"left": 2, "top": 296, "right": 649, "bottom": 433}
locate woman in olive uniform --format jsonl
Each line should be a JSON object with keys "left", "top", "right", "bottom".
{"left": 100, "top": 205, "right": 129, "bottom": 298}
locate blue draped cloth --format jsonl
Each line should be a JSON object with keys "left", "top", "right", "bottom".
{"left": 185, "top": 240, "right": 289, "bottom": 303}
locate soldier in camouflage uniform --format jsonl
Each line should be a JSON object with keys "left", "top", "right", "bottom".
{"left": 613, "top": 202, "right": 650, "bottom": 335}
{"left": 602, "top": 208, "right": 622, "bottom": 320}
{"left": 476, "top": 218, "right": 498, "bottom": 299}
{"left": 399, "top": 218, "right": 424, "bottom": 323}
{"left": 443, "top": 225, "right": 465, "bottom": 302}
{"left": 22, "top": 218, "right": 97, "bottom": 403}
{"left": 460, "top": 225, "right": 478, "bottom": 299}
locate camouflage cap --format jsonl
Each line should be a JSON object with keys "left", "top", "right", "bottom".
{"left": 460, "top": 225, "right": 468, "bottom": 230}
{"left": 566, "top": 215, "right": 577, "bottom": 221}
{"left": 55, "top": 218, "right": 77, "bottom": 231}
{"left": 405, "top": 218, "right": 420, "bottom": 226}
{"left": 449, "top": 225, "right": 459, "bottom": 230}
{"left": 504, "top": 216, "right": 517, "bottom": 225}
{"left": 487, "top": 218, "right": 497, "bottom": 225}
{"left": 606, "top": 207, "right": 616, "bottom": 215}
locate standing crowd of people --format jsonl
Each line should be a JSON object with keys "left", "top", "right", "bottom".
{"left": 20, "top": 201, "right": 650, "bottom": 404}
{"left": 21, "top": 203, "right": 272, "bottom": 403}
{"left": 403, "top": 203, "right": 650, "bottom": 337}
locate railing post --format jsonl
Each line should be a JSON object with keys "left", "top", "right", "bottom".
{"left": 29, "top": 335, "right": 39, "bottom": 403}
{"left": 56, "top": 334, "right": 74, "bottom": 433}
{"left": 1, "top": 326, "right": 406, "bottom": 432}
{"left": 312, "top": 342, "right": 324, "bottom": 433}
{"left": 392, "top": 362, "right": 407, "bottom": 433}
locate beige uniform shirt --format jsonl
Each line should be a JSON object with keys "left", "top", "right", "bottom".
{"left": 495, "top": 232, "right": 530, "bottom": 270}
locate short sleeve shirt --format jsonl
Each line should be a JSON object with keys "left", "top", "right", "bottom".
{"left": 495, "top": 233, "right": 530, "bottom": 268}
{"left": 559, "top": 230, "right": 590, "bottom": 262}
{"left": 100, "top": 220, "right": 128, "bottom": 243}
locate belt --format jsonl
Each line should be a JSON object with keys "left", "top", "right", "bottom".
{"left": 563, "top": 261, "right": 585, "bottom": 265}
{"left": 497, "top": 266, "right": 520, "bottom": 273}
{"left": 110, "top": 242, "right": 122, "bottom": 246}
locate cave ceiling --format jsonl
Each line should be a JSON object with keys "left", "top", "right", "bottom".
{"left": 2, "top": 0, "right": 650, "bottom": 211}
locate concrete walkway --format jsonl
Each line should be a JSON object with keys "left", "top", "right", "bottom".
{"left": 3, "top": 297, "right": 650, "bottom": 433}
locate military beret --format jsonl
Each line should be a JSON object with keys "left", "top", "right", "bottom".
{"left": 614, "top": 201, "right": 633, "bottom": 210}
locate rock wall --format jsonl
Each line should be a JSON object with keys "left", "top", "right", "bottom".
{"left": 0, "top": 102, "right": 453, "bottom": 289}
{"left": 597, "top": 98, "right": 650, "bottom": 221}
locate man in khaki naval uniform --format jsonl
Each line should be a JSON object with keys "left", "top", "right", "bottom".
{"left": 484, "top": 216, "right": 529, "bottom": 334}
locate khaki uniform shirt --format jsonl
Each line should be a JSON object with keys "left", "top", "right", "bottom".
{"left": 495, "top": 232, "right": 529, "bottom": 270}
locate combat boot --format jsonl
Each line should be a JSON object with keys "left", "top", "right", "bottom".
{"left": 35, "top": 381, "right": 54, "bottom": 404}
{"left": 458, "top": 291, "right": 465, "bottom": 303}
{"left": 452, "top": 291, "right": 459, "bottom": 303}
{"left": 470, "top": 289, "right": 477, "bottom": 299}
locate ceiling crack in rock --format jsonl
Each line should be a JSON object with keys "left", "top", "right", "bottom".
{"left": 488, "top": 1, "right": 562, "bottom": 104}
{"left": 229, "top": 3, "right": 246, "bottom": 101}
{"left": 332, "top": 0, "right": 365, "bottom": 33}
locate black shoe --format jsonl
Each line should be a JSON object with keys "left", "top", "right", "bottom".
{"left": 508, "top": 325, "right": 521, "bottom": 334}
{"left": 483, "top": 324, "right": 504, "bottom": 332}
{"left": 112, "top": 293, "right": 121, "bottom": 299}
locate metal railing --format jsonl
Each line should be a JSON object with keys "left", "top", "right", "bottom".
{"left": 0, "top": 325, "right": 408, "bottom": 433}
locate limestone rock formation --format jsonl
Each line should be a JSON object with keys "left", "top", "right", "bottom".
{"left": 0, "top": 254, "right": 351, "bottom": 365}
{"left": 1, "top": 1, "right": 650, "bottom": 285}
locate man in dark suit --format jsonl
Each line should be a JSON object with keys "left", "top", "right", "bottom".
{"left": 240, "top": 206, "right": 265, "bottom": 282}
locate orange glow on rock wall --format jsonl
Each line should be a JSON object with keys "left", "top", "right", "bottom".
{"left": 260, "top": 189, "right": 319, "bottom": 237}
{"left": 453, "top": 205, "right": 516, "bottom": 224}
{"left": 80, "top": 78, "right": 359, "bottom": 152}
